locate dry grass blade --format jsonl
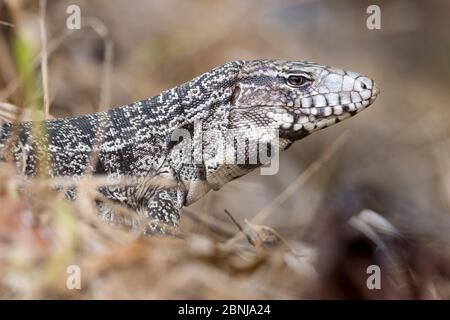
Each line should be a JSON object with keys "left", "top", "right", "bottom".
{"left": 224, "top": 208, "right": 252, "bottom": 243}
{"left": 0, "top": 101, "right": 50, "bottom": 122}
{"left": 183, "top": 208, "right": 235, "bottom": 238}
{"left": 355, "top": 209, "right": 400, "bottom": 236}
{"left": 0, "top": 21, "right": 14, "bottom": 28}
{"left": 224, "top": 210, "right": 293, "bottom": 251}
{"left": 39, "top": 0, "right": 49, "bottom": 119}
{"left": 0, "top": 29, "right": 74, "bottom": 102}
{"left": 0, "top": 16, "right": 111, "bottom": 104}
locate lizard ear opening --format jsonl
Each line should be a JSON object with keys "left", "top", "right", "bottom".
{"left": 231, "top": 86, "right": 241, "bottom": 105}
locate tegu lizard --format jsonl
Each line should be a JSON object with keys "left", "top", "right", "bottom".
{"left": 0, "top": 60, "right": 379, "bottom": 234}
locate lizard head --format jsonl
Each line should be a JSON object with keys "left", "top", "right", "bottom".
{"left": 182, "top": 59, "right": 380, "bottom": 197}
{"left": 228, "top": 59, "right": 379, "bottom": 140}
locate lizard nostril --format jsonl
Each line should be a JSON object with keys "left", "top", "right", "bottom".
{"left": 361, "top": 82, "right": 367, "bottom": 90}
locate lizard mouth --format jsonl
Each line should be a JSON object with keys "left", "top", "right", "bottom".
{"left": 289, "top": 89, "right": 379, "bottom": 133}
{"left": 297, "top": 82, "right": 380, "bottom": 117}
{"left": 298, "top": 84, "right": 380, "bottom": 117}
{"left": 230, "top": 85, "right": 379, "bottom": 134}
{"left": 299, "top": 95, "right": 378, "bottom": 117}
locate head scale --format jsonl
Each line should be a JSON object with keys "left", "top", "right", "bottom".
{"left": 229, "top": 59, "right": 379, "bottom": 140}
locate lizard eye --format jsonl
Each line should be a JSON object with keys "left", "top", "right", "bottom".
{"left": 286, "top": 74, "right": 310, "bottom": 87}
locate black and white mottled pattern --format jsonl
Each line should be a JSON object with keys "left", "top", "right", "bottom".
{"left": 0, "top": 60, "right": 379, "bottom": 234}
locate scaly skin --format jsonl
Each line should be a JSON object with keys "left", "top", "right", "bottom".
{"left": 0, "top": 60, "right": 379, "bottom": 234}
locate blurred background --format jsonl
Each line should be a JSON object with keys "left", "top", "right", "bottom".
{"left": 1, "top": 0, "right": 450, "bottom": 299}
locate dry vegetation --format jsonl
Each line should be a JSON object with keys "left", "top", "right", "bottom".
{"left": 1, "top": 0, "right": 450, "bottom": 299}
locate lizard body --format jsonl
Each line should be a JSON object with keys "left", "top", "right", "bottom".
{"left": 0, "top": 60, "right": 379, "bottom": 234}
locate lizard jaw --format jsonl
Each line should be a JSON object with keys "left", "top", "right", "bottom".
{"left": 283, "top": 84, "right": 379, "bottom": 134}
{"left": 299, "top": 96, "right": 375, "bottom": 116}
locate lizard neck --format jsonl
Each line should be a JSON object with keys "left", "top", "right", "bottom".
{"left": 118, "top": 60, "right": 243, "bottom": 134}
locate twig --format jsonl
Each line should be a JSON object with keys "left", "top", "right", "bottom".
{"left": 224, "top": 209, "right": 244, "bottom": 233}
{"left": 183, "top": 208, "right": 235, "bottom": 238}
{"left": 0, "top": 17, "right": 110, "bottom": 104}
{"left": 17, "top": 174, "right": 179, "bottom": 190}
{"left": 82, "top": 17, "right": 114, "bottom": 175}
